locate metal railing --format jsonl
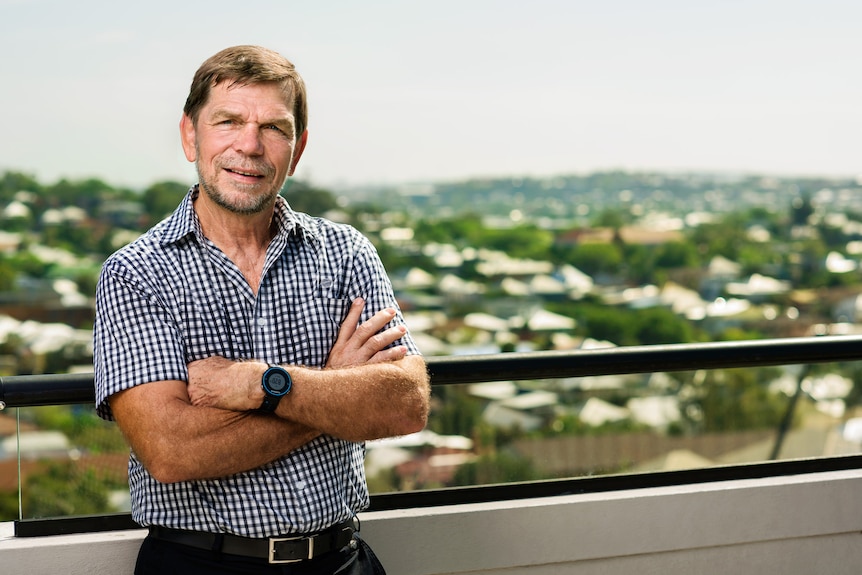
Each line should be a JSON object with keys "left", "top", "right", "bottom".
{"left": 4, "top": 334, "right": 862, "bottom": 407}
{"left": 6, "top": 334, "right": 862, "bottom": 537}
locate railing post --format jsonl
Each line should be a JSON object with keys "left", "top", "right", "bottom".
{"left": 770, "top": 364, "right": 812, "bottom": 460}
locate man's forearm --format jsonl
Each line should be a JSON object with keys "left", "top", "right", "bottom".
{"left": 110, "top": 381, "right": 320, "bottom": 483}
{"left": 276, "top": 355, "right": 430, "bottom": 442}
{"left": 157, "top": 407, "right": 321, "bottom": 482}
{"left": 187, "top": 355, "right": 430, "bottom": 443}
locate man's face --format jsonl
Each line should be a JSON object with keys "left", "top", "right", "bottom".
{"left": 180, "top": 81, "right": 307, "bottom": 215}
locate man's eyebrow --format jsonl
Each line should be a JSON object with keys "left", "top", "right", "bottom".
{"left": 209, "top": 108, "right": 295, "bottom": 134}
{"left": 209, "top": 109, "right": 242, "bottom": 122}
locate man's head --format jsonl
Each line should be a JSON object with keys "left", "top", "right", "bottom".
{"left": 180, "top": 46, "right": 309, "bottom": 216}
{"left": 183, "top": 45, "right": 308, "bottom": 138}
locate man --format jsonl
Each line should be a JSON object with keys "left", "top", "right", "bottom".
{"left": 94, "top": 45, "right": 430, "bottom": 574}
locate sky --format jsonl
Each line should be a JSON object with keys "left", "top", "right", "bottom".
{"left": 1, "top": 0, "right": 860, "bottom": 191}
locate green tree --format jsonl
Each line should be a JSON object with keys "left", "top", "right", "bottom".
{"left": 428, "top": 387, "right": 484, "bottom": 437}
{"left": 414, "top": 213, "right": 484, "bottom": 246}
{"left": 791, "top": 195, "right": 815, "bottom": 226}
{"left": 634, "top": 307, "right": 694, "bottom": 345}
{"left": 23, "top": 462, "right": 115, "bottom": 518}
{"left": 482, "top": 225, "right": 554, "bottom": 260}
{"left": 44, "top": 178, "right": 114, "bottom": 211}
{"left": 142, "top": 181, "right": 188, "bottom": 222}
{"left": 557, "top": 242, "right": 623, "bottom": 277}
{"left": 692, "top": 368, "right": 785, "bottom": 432}
{"left": 653, "top": 241, "right": 699, "bottom": 269}
{"left": 0, "top": 171, "right": 42, "bottom": 202}
{"left": 282, "top": 181, "right": 340, "bottom": 216}
{"left": 0, "top": 256, "right": 16, "bottom": 291}
{"left": 593, "top": 208, "right": 630, "bottom": 229}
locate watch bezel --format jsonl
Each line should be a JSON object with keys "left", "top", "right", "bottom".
{"left": 260, "top": 365, "right": 292, "bottom": 412}
{"left": 262, "top": 365, "right": 292, "bottom": 397}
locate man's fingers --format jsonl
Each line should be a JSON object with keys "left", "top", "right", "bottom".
{"left": 363, "top": 324, "right": 407, "bottom": 354}
{"left": 327, "top": 301, "right": 407, "bottom": 368}
{"left": 333, "top": 298, "right": 366, "bottom": 347}
{"left": 352, "top": 308, "right": 397, "bottom": 342}
{"left": 365, "top": 345, "right": 408, "bottom": 365}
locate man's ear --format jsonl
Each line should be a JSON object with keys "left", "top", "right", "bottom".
{"left": 288, "top": 130, "right": 309, "bottom": 176}
{"left": 179, "top": 114, "right": 197, "bottom": 162}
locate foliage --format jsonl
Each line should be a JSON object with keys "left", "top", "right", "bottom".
{"left": 21, "top": 406, "right": 127, "bottom": 453}
{"left": 686, "top": 367, "right": 786, "bottom": 432}
{"left": 0, "top": 256, "right": 16, "bottom": 291}
{"left": 4, "top": 252, "right": 53, "bottom": 279}
{"left": 282, "top": 180, "right": 340, "bottom": 216}
{"left": 0, "top": 171, "right": 42, "bottom": 202}
{"left": 141, "top": 181, "right": 188, "bottom": 223}
{"left": 23, "top": 461, "right": 121, "bottom": 518}
{"left": 413, "top": 213, "right": 484, "bottom": 246}
{"left": 689, "top": 217, "right": 750, "bottom": 262}
{"left": 548, "top": 301, "right": 697, "bottom": 346}
{"left": 427, "top": 386, "right": 484, "bottom": 437}
{"left": 553, "top": 242, "right": 623, "bottom": 277}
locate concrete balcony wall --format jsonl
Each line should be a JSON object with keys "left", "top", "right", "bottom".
{"left": 3, "top": 468, "right": 862, "bottom": 574}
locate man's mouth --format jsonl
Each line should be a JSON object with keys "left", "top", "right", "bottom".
{"left": 226, "top": 168, "right": 264, "bottom": 178}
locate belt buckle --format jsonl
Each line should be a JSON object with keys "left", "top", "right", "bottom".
{"left": 268, "top": 535, "right": 313, "bottom": 564}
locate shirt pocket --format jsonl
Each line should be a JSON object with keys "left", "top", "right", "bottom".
{"left": 298, "top": 296, "right": 351, "bottom": 366}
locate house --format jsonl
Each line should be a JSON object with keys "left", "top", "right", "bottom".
{"left": 702, "top": 255, "right": 742, "bottom": 299}
{"left": 481, "top": 390, "right": 560, "bottom": 432}
{"left": 578, "top": 397, "right": 629, "bottom": 427}
{"left": 367, "top": 430, "right": 475, "bottom": 488}
{"left": 725, "top": 274, "right": 792, "bottom": 300}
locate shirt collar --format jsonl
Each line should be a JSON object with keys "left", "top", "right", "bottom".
{"left": 159, "top": 184, "right": 318, "bottom": 246}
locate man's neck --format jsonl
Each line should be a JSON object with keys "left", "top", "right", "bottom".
{"left": 193, "top": 193, "right": 277, "bottom": 294}
{"left": 194, "top": 192, "right": 276, "bottom": 253}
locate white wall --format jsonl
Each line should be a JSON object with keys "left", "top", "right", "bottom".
{"left": 3, "top": 469, "right": 862, "bottom": 574}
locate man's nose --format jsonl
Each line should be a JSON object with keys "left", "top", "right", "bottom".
{"left": 233, "top": 124, "right": 264, "bottom": 155}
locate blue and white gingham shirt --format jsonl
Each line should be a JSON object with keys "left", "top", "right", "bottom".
{"left": 94, "top": 185, "right": 419, "bottom": 537}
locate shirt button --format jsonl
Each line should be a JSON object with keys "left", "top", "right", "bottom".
{"left": 257, "top": 318, "right": 267, "bottom": 327}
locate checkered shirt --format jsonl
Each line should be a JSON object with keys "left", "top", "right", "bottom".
{"left": 94, "top": 186, "right": 419, "bottom": 536}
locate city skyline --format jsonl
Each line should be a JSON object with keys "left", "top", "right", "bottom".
{"left": 1, "top": 0, "right": 859, "bottom": 190}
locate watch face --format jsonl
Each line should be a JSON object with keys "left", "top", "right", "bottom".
{"left": 264, "top": 367, "right": 292, "bottom": 396}
{"left": 268, "top": 372, "right": 288, "bottom": 392}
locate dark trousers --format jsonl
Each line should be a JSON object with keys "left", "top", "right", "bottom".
{"left": 134, "top": 533, "right": 386, "bottom": 575}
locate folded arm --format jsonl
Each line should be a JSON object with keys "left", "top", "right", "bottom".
{"left": 188, "top": 299, "right": 431, "bottom": 442}
{"left": 110, "top": 299, "right": 428, "bottom": 483}
{"left": 109, "top": 379, "right": 320, "bottom": 484}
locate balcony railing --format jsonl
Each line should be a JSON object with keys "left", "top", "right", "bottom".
{"left": 5, "top": 334, "right": 862, "bottom": 408}
{"left": 4, "top": 335, "right": 862, "bottom": 573}
{"left": 4, "top": 335, "right": 862, "bottom": 532}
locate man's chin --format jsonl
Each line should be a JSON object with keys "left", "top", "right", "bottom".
{"left": 203, "top": 181, "right": 277, "bottom": 215}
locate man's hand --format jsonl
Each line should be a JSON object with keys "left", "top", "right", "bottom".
{"left": 188, "top": 356, "right": 263, "bottom": 411}
{"left": 326, "top": 298, "right": 409, "bottom": 368}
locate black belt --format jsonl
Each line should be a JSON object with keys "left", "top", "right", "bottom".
{"left": 148, "top": 518, "right": 358, "bottom": 564}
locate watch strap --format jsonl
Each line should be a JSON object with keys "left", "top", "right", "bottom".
{"left": 259, "top": 392, "right": 281, "bottom": 413}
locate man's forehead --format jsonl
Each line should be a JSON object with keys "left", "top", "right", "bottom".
{"left": 207, "top": 80, "right": 296, "bottom": 116}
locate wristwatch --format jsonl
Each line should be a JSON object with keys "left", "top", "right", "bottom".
{"left": 260, "top": 365, "right": 292, "bottom": 412}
